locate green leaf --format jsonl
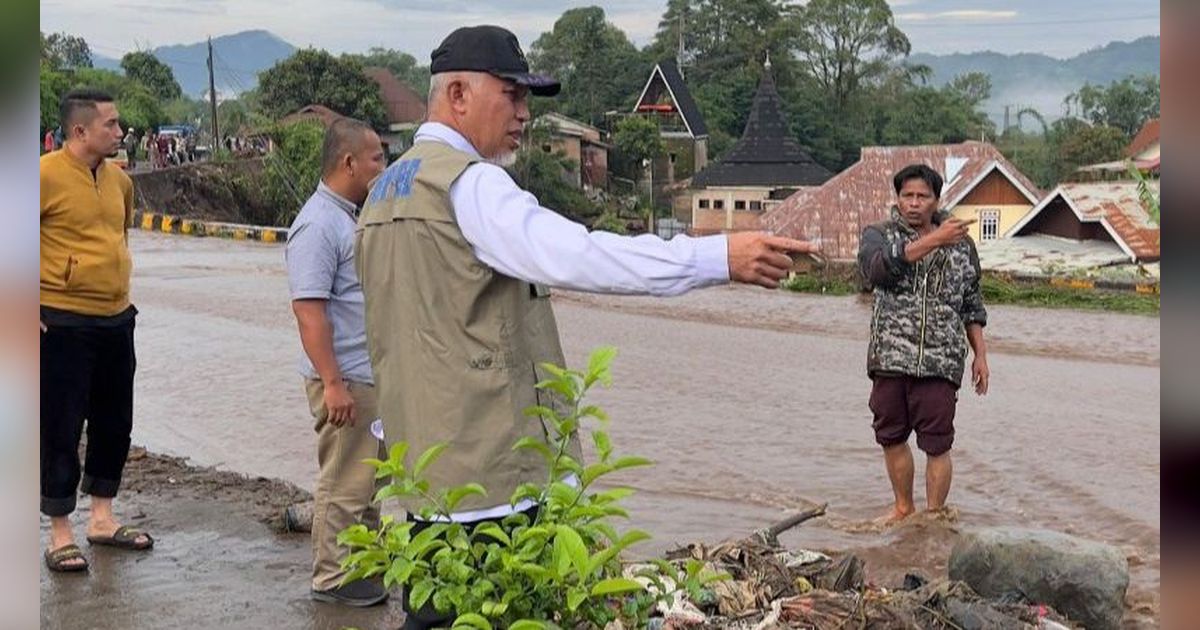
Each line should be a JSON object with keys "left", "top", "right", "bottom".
{"left": 511, "top": 436, "right": 554, "bottom": 463}
{"left": 452, "top": 613, "right": 492, "bottom": 630}
{"left": 586, "top": 346, "right": 617, "bottom": 387}
{"left": 578, "top": 405, "right": 609, "bottom": 422}
{"left": 509, "top": 482, "right": 543, "bottom": 506}
{"left": 388, "top": 441, "right": 410, "bottom": 467}
{"left": 591, "top": 522, "right": 620, "bottom": 544}
{"left": 566, "top": 587, "right": 588, "bottom": 611}
{"left": 555, "top": 525, "right": 589, "bottom": 578}
{"left": 537, "top": 362, "right": 568, "bottom": 379}
{"left": 590, "top": 577, "right": 645, "bottom": 597}
{"left": 413, "top": 442, "right": 449, "bottom": 478}
{"left": 591, "top": 487, "right": 635, "bottom": 505}
{"left": 556, "top": 455, "right": 584, "bottom": 477}
{"left": 535, "top": 378, "right": 576, "bottom": 403}
{"left": 618, "top": 529, "right": 652, "bottom": 549}
{"left": 516, "top": 562, "right": 553, "bottom": 581}
{"left": 336, "top": 524, "right": 375, "bottom": 547}
{"left": 373, "top": 484, "right": 409, "bottom": 503}
{"left": 508, "top": 621, "right": 545, "bottom": 630}
{"left": 445, "top": 483, "right": 487, "bottom": 511}
{"left": 581, "top": 462, "right": 614, "bottom": 486}
{"left": 592, "top": 430, "right": 613, "bottom": 461}
{"left": 547, "top": 481, "right": 578, "bottom": 506}
{"left": 522, "top": 405, "right": 560, "bottom": 421}
{"left": 384, "top": 557, "right": 415, "bottom": 587}
{"left": 584, "top": 545, "right": 622, "bottom": 577}
{"left": 409, "top": 580, "right": 435, "bottom": 611}
{"left": 514, "top": 526, "right": 551, "bottom": 546}
{"left": 471, "top": 522, "right": 511, "bottom": 547}
{"left": 611, "top": 455, "right": 653, "bottom": 471}
{"left": 552, "top": 529, "right": 571, "bottom": 577}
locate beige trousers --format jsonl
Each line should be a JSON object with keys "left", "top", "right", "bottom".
{"left": 304, "top": 379, "right": 386, "bottom": 591}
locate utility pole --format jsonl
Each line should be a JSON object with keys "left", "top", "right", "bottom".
{"left": 207, "top": 37, "right": 220, "bottom": 152}
{"left": 676, "top": 10, "right": 687, "bottom": 80}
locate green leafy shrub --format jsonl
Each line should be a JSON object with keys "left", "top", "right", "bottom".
{"left": 338, "top": 347, "right": 723, "bottom": 628}
{"left": 264, "top": 120, "right": 323, "bottom": 226}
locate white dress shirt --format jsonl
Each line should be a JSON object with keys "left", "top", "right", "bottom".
{"left": 415, "top": 122, "right": 730, "bottom": 295}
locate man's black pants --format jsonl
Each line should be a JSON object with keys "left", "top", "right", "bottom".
{"left": 40, "top": 319, "right": 136, "bottom": 517}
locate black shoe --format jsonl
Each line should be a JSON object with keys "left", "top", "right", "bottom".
{"left": 311, "top": 580, "right": 389, "bottom": 607}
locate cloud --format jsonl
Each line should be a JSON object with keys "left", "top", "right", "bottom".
{"left": 897, "top": 10, "right": 1019, "bottom": 21}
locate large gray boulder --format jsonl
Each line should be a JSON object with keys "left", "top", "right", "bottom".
{"left": 949, "top": 528, "right": 1128, "bottom": 630}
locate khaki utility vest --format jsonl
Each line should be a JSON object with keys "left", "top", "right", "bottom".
{"left": 355, "top": 141, "right": 580, "bottom": 512}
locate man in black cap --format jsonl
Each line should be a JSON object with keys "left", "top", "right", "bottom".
{"left": 355, "top": 25, "right": 817, "bottom": 628}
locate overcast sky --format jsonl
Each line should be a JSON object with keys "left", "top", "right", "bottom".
{"left": 42, "top": 0, "right": 1160, "bottom": 61}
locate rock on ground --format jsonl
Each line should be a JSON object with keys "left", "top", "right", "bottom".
{"left": 949, "top": 527, "right": 1129, "bottom": 630}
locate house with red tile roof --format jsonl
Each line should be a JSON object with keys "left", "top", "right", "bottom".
{"left": 761, "top": 141, "right": 1041, "bottom": 260}
{"left": 1006, "top": 181, "right": 1159, "bottom": 263}
{"left": 279, "top": 69, "right": 426, "bottom": 154}
{"left": 1126, "top": 118, "right": 1160, "bottom": 164}
{"left": 363, "top": 67, "right": 426, "bottom": 153}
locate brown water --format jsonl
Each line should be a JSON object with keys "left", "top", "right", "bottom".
{"left": 118, "top": 232, "right": 1161, "bottom": 626}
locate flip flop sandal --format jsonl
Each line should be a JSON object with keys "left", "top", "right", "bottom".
{"left": 45, "top": 544, "right": 89, "bottom": 572}
{"left": 87, "top": 525, "right": 154, "bottom": 550}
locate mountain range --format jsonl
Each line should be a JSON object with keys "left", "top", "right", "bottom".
{"left": 910, "top": 36, "right": 1160, "bottom": 127}
{"left": 92, "top": 30, "right": 296, "bottom": 98}
{"left": 91, "top": 29, "right": 1159, "bottom": 126}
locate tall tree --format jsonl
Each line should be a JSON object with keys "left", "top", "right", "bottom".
{"left": 1069, "top": 75, "right": 1159, "bottom": 137}
{"left": 646, "top": 0, "right": 699, "bottom": 68}
{"left": 947, "top": 72, "right": 992, "bottom": 108}
{"left": 41, "top": 32, "right": 93, "bottom": 70}
{"left": 645, "top": 0, "right": 796, "bottom": 152}
{"left": 40, "top": 65, "right": 71, "bottom": 132}
{"left": 120, "top": 51, "right": 183, "bottom": 101}
{"left": 789, "top": 0, "right": 910, "bottom": 107}
{"left": 528, "top": 7, "right": 648, "bottom": 126}
{"left": 1056, "top": 124, "right": 1127, "bottom": 172}
{"left": 342, "top": 47, "right": 431, "bottom": 99}
{"left": 256, "top": 49, "right": 388, "bottom": 129}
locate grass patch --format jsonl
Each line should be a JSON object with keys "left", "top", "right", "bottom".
{"left": 981, "top": 274, "right": 1159, "bottom": 315}
{"left": 780, "top": 265, "right": 1159, "bottom": 316}
{"left": 780, "top": 271, "right": 859, "bottom": 295}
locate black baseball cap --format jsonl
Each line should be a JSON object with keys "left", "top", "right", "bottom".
{"left": 430, "top": 25, "right": 560, "bottom": 97}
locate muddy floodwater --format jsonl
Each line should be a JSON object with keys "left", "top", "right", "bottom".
{"left": 42, "top": 232, "right": 1160, "bottom": 628}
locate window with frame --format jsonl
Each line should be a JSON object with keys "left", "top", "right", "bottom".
{"left": 698, "top": 199, "right": 710, "bottom": 209}
{"left": 749, "top": 200, "right": 762, "bottom": 211}
{"left": 714, "top": 200, "right": 725, "bottom": 210}
{"left": 980, "top": 210, "right": 1000, "bottom": 241}
{"left": 734, "top": 200, "right": 746, "bottom": 210}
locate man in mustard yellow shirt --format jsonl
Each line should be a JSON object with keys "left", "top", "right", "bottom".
{"left": 40, "top": 89, "right": 153, "bottom": 573}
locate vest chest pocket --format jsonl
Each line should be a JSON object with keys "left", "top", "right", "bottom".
{"left": 468, "top": 350, "right": 515, "bottom": 369}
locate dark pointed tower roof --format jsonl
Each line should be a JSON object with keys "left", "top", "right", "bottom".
{"left": 691, "top": 61, "right": 832, "bottom": 188}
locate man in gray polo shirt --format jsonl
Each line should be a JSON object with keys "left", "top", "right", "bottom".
{"left": 286, "top": 117, "right": 388, "bottom": 607}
